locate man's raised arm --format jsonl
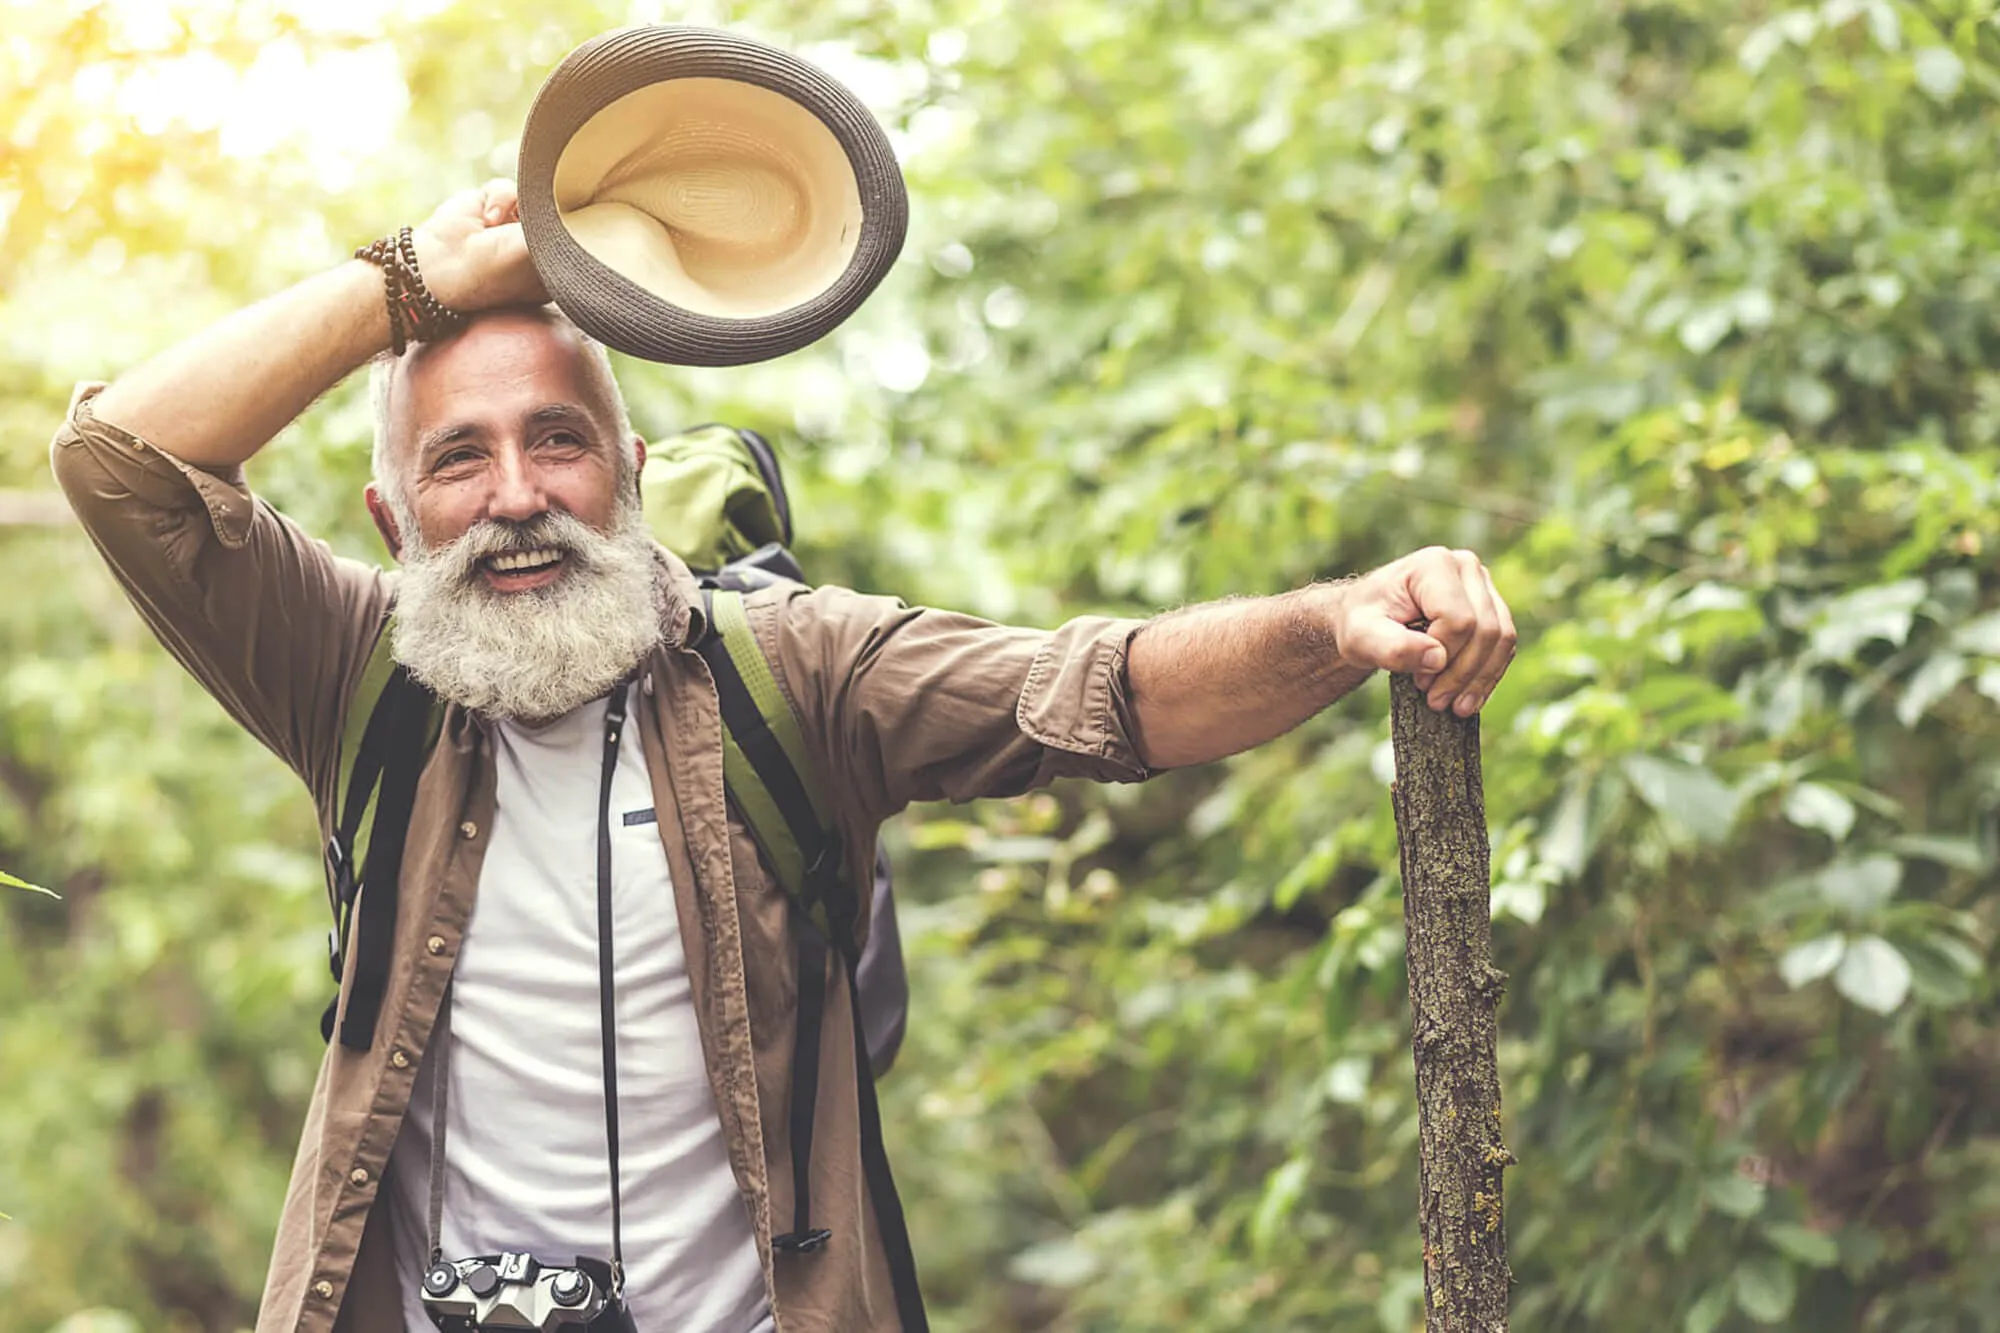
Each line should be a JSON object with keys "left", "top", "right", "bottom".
{"left": 91, "top": 179, "right": 545, "bottom": 468}
{"left": 49, "top": 181, "right": 544, "bottom": 796}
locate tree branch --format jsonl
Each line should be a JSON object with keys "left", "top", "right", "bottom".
{"left": 1390, "top": 671, "right": 1512, "bottom": 1331}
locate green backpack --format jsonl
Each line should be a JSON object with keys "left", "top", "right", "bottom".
{"left": 320, "top": 424, "right": 925, "bottom": 1328}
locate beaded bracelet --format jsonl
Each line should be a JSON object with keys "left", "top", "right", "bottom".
{"left": 354, "top": 226, "right": 465, "bottom": 355}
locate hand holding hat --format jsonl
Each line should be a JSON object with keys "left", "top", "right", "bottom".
{"left": 405, "top": 180, "right": 551, "bottom": 314}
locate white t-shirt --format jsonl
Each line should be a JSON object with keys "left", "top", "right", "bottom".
{"left": 388, "top": 684, "right": 773, "bottom": 1333}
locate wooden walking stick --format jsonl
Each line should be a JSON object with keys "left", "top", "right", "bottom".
{"left": 1389, "top": 670, "right": 1512, "bottom": 1331}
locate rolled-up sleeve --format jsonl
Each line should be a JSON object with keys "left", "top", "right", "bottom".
{"left": 748, "top": 582, "right": 1152, "bottom": 827}
{"left": 50, "top": 382, "right": 388, "bottom": 797}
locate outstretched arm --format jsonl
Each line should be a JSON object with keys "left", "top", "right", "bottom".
{"left": 1125, "top": 546, "right": 1517, "bottom": 769}
{"left": 89, "top": 179, "right": 545, "bottom": 469}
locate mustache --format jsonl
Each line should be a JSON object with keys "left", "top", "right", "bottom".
{"left": 423, "top": 511, "right": 608, "bottom": 583}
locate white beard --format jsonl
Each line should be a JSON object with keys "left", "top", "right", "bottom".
{"left": 391, "top": 506, "right": 664, "bottom": 723}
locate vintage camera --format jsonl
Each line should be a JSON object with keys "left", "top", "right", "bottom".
{"left": 421, "top": 1251, "right": 637, "bottom": 1332}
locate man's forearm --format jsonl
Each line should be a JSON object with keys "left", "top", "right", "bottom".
{"left": 89, "top": 259, "right": 391, "bottom": 469}
{"left": 1125, "top": 583, "right": 1372, "bottom": 769}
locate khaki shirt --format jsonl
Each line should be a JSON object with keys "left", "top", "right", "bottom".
{"left": 51, "top": 383, "right": 1151, "bottom": 1332}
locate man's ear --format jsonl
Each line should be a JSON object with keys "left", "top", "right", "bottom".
{"left": 631, "top": 433, "right": 648, "bottom": 507}
{"left": 364, "top": 484, "right": 404, "bottom": 562}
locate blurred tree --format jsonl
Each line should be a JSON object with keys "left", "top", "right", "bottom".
{"left": 5, "top": 0, "right": 2000, "bottom": 1330}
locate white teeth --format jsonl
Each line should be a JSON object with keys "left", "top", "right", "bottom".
{"left": 487, "top": 548, "right": 562, "bottom": 573}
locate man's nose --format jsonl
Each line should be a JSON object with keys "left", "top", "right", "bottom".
{"left": 484, "top": 447, "right": 548, "bottom": 523}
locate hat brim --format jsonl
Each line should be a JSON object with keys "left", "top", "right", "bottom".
{"left": 518, "top": 26, "right": 909, "bottom": 367}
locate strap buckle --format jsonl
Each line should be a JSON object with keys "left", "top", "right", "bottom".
{"left": 324, "top": 836, "right": 356, "bottom": 982}
{"left": 774, "top": 1228, "right": 833, "bottom": 1254}
{"left": 326, "top": 834, "right": 355, "bottom": 898}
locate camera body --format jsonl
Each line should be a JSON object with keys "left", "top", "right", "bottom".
{"left": 422, "top": 1251, "right": 637, "bottom": 1332}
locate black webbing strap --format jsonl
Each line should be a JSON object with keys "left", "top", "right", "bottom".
{"left": 694, "top": 592, "right": 828, "bottom": 874}
{"left": 778, "top": 922, "right": 832, "bottom": 1254}
{"left": 320, "top": 661, "right": 408, "bottom": 1041}
{"left": 337, "top": 666, "right": 434, "bottom": 1050}
{"left": 839, "top": 931, "right": 927, "bottom": 1332}
{"left": 693, "top": 589, "right": 928, "bottom": 1326}
{"left": 695, "top": 589, "right": 835, "bottom": 1252}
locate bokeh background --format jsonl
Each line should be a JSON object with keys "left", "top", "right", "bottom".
{"left": 7, "top": 0, "right": 2000, "bottom": 1329}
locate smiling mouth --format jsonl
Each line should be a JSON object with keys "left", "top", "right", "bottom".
{"left": 479, "top": 547, "right": 567, "bottom": 578}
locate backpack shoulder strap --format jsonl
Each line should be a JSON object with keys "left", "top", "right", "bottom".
{"left": 321, "top": 614, "right": 443, "bottom": 1047}
{"left": 694, "top": 586, "right": 846, "bottom": 933}
{"left": 335, "top": 616, "right": 403, "bottom": 843}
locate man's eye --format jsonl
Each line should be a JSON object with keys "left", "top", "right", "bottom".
{"left": 437, "top": 450, "right": 478, "bottom": 469}
{"left": 542, "top": 431, "right": 585, "bottom": 448}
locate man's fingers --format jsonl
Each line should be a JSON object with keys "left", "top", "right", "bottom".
{"left": 1350, "top": 547, "right": 1518, "bottom": 712}
{"left": 1461, "top": 565, "right": 1518, "bottom": 714}
{"left": 480, "top": 178, "right": 520, "bottom": 226}
{"left": 431, "top": 186, "right": 489, "bottom": 226}
{"left": 1346, "top": 618, "right": 1447, "bottom": 677}
{"left": 1407, "top": 550, "right": 1478, "bottom": 695}
{"left": 1424, "top": 554, "right": 1501, "bottom": 711}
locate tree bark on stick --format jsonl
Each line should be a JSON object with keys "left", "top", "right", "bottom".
{"left": 1389, "top": 671, "right": 1511, "bottom": 1332}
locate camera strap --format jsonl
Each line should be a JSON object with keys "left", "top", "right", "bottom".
{"left": 422, "top": 682, "right": 633, "bottom": 1295}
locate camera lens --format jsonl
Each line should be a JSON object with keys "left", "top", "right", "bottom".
{"left": 466, "top": 1262, "right": 502, "bottom": 1298}
{"left": 424, "top": 1263, "right": 458, "bottom": 1296}
{"left": 550, "top": 1269, "right": 592, "bottom": 1307}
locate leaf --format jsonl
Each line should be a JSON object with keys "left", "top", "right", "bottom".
{"left": 1706, "top": 1172, "right": 1766, "bottom": 1218}
{"left": 1679, "top": 304, "right": 1735, "bottom": 354}
{"left": 1897, "top": 651, "right": 1966, "bottom": 727}
{"left": 1623, "top": 755, "right": 1742, "bottom": 843}
{"left": 1490, "top": 876, "right": 1548, "bottom": 925}
{"left": 1322, "top": 1056, "right": 1371, "bottom": 1106}
{"left": 1900, "top": 935, "right": 1978, "bottom": 1008}
{"left": 1949, "top": 611, "right": 2000, "bottom": 655}
{"left": 1887, "top": 834, "right": 1989, "bottom": 872}
{"left": 1835, "top": 935, "right": 1913, "bottom": 1013}
{"left": 1913, "top": 45, "right": 1965, "bottom": 100}
{"left": 1782, "top": 375, "right": 1836, "bottom": 425}
{"left": 1808, "top": 580, "right": 1926, "bottom": 660}
{"left": 1007, "top": 1237, "right": 1100, "bottom": 1289}
{"left": 1764, "top": 1222, "right": 1841, "bottom": 1269}
{"left": 1783, "top": 782, "right": 1855, "bottom": 841}
{"left": 1735, "top": 1256, "right": 1799, "bottom": 1323}
{"left": 1249, "top": 1157, "right": 1311, "bottom": 1257}
{"left": 1540, "top": 774, "right": 1595, "bottom": 877}
{"left": 1780, "top": 935, "right": 1847, "bottom": 989}
{"left": 0, "top": 868, "right": 57, "bottom": 898}
{"left": 1685, "top": 1285, "right": 1732, "bottom": 1333}
{"left": 1817, "top": 855, "right": 1900, "bottom": 916}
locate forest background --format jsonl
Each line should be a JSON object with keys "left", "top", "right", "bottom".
{"left": 6, "top": 0, "right": 2000, "bottom": 1329}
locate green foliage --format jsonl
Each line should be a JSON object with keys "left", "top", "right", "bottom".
{"left": 8, "top": 0, "right": 2000, "bottom": 1330}
{"left": 0, "top": 871, "right": 55, "bottom": 898}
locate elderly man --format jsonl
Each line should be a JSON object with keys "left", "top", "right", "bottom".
{"left": 52, "top": 180, "right": 1517, "bottom": 1333}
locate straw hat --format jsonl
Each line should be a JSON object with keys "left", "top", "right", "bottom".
{"left": 517, "top": 26, "right": 908, "bottom": 366}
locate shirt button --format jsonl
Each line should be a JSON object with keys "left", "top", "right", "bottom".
{"left": 313, "top": 1280, "right": 334, "bottom": 1300}
{"left": 426, "top": 935, "right": 447, "bottom": 956}
{"left": 459, "top": 820, "right": 478, "bottom": 839}
{"left": 390, "top": 1050, "right": 411, "bottom": 1070}
{"left": 349, "top": 1167, "right": 370, "bottom": 1186}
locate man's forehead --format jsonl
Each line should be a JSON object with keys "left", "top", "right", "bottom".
{"left": 400, "top": 312, "right": 599, "bottom": 410}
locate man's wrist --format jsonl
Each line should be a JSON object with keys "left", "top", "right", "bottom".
{"left": 1293, "top": 577, "right": 1379, "bottom": 709}
{"left": 1296, "top": 578, "right": 1351, "bottom": 677}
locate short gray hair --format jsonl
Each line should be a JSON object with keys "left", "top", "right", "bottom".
{"left": 369, "top": 306, "right": 636, "bottom": 534}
